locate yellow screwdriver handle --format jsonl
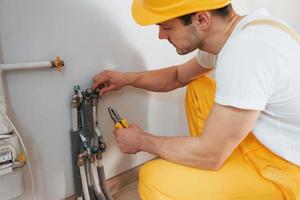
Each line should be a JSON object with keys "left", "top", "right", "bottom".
{"left": 115, "top": 119, "right": 129, "bottom": 129}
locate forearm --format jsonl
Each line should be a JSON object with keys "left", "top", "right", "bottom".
{"left": 124, "top": 66, "right": 185, "bottom": 92}
{"left": 93, "top": 58, "right": 210, "bottom": 94}
{"left": 137, "top": 104, "right": 259, "bottom": 170}
{"left": 139, "top": 132, "right": 220, "bottom": 170}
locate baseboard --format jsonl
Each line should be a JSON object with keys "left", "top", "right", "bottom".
{"left": 65, "top": 165, "right": 141, "bottom": 200}
{"left": 107, "top": 165, "right": 140, "bottom": 195}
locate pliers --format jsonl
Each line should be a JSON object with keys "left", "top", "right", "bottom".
{"left": 108, "top": 106, "right": 129, "bottom": 129}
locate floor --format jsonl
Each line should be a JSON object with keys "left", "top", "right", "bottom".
{"left": 113, "top": 181, "right": 140, "bottom": 200}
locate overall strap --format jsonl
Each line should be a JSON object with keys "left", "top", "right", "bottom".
{"left": 242, "top": 19, "right": 300, "bottom": 44}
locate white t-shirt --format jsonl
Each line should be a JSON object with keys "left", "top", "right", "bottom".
{"left": 196, "top": 9, "right": 300, "bottom": 166}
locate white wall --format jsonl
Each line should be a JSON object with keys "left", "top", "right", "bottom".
{"left": 232, "top": 0, "right": 300, "bottom": 33}
{"left": 0, "top": 0, "right": 299, "bottom": 199}
{"left": 0, "top": 0, "right": 191, "bottom": 199}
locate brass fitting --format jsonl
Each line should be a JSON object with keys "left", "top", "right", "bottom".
{"left": 71, "top": 95, "right": 79, "bottom": 108}
{"left": 51, "top": 56, "right": 64, "bottom": 71}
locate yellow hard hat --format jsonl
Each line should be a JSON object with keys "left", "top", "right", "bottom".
{"left": 132, "top": 0, "right": 231, "bottom": 26}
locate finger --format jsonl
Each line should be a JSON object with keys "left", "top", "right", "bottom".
{"left": 99, "top": 84, "right": 114, "bottom": 96}
{"left": 92, "top": 80, "right": 106, "bottom": 91}
{"left": 113, "top": 129, "right": 118, "bottom": 136}
{"left": 114, "top": 128, "right": 123, "bottom": 136}
{"left": 129, "top": 123, "right": 138, "bottom": 128}
{"left": 92, "top": 73, "right": 109, "bottom": 90}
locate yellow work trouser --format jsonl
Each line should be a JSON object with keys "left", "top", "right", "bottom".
{"left": 139, "top": 76, "right": 300, "bottom": 200}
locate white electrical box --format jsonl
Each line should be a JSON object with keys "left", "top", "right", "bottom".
{"left": 0, "top": 143, "right": 14, "bottom": 176}
{"left": 0, "top": 135, "right": 25, "bottom": 199}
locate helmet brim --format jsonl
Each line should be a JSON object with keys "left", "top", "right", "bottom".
{"left": 132, "top": 0, "right": 231, "bottom": 26}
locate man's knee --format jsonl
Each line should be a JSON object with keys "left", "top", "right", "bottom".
{"left": 185, "top": 76, "right": 216, "bottom": 136}
{"left": 139, "top": 159, "right": 165, "bottom": 187}
{"left": 139, "top": 159, "right": 169, "bottom": 200}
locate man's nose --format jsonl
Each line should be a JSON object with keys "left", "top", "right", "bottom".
{"left": 158, "top": 27, "right": 168, "bottom": 40}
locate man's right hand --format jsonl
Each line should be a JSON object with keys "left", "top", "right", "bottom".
{"left": 92, "top": 70, "right": 129, "bottom": 96}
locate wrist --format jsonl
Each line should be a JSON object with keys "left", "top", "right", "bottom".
{"left": 138, "top": 132, "right": 156, "bottom": 155}
{"left": 124, "top": 72, "right": 140, "bottom": 87}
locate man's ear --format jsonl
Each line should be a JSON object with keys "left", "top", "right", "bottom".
{"left": 193, "top": 11, "right": 211, "bottom": 30}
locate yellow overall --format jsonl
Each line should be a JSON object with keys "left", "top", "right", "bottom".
{"left": 139, "top": 77, "right": 300, "bottom": 200}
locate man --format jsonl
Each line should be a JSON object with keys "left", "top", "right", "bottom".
{"left": 92, "top": 0, "right": 300, "bottom": 199}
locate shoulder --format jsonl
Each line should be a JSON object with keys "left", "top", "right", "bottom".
{"left": 220, "top": 17, "right": 296, "bottom": 60}
{"left": 218, "top": 25, "right": 285, "bottom": 70}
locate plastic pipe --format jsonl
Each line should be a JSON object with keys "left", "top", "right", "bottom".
{"left": 0, "top": 71, "right": 7, "bottom": 113}
{"left": 0, "top": 57, "right": 63, "bottom": 114}
{"left": 85, "top": 159, "right": 93, "bottom": 188}
{"left": 0, "top": 134, "right": 12, "bottom": 139}
{"left": 90, "top": 157, "right": 106, "bottom": 200}
{"left": 93, "top": 105, "right": 97, "bottom": 129}
{"left": 79, "top": 157, "right": 90, "bottom": 200}
{"left": 90, "top": 160, "right": 102, "bottom": 194}
{"left": 0, "top": 61, "right": 52, "bottom": 71}
{"left": 92, "top": 98, "right": 97, "bottom": 128}
{"left": 71, "top": 95, "right": 79, "bottom": 132}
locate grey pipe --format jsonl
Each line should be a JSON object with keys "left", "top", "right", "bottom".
{"left": 97, "top": 156, "right": 113, "bottom": 200}
{"left": 89, "top": 186, "right": 101, "bottom": 200}
{"left": 81, "top": 103, "right": 94, "bottom": 139}
{"left": 70, "top": 130, "right": 83, "bottom": 199}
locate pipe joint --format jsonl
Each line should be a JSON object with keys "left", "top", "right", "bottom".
{"left": 50, "top": 56, "right": 64, "bottom": 71}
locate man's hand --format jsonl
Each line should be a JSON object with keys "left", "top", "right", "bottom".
{"left": 113, "top": 124, "right": 144, "bottom": 154}
{"left": 92, "top": 70, "right": 129, "bottom": 96}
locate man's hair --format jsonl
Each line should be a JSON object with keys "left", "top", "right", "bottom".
{"left": 179, "top": 4, "right": 233, "bottom": 26}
